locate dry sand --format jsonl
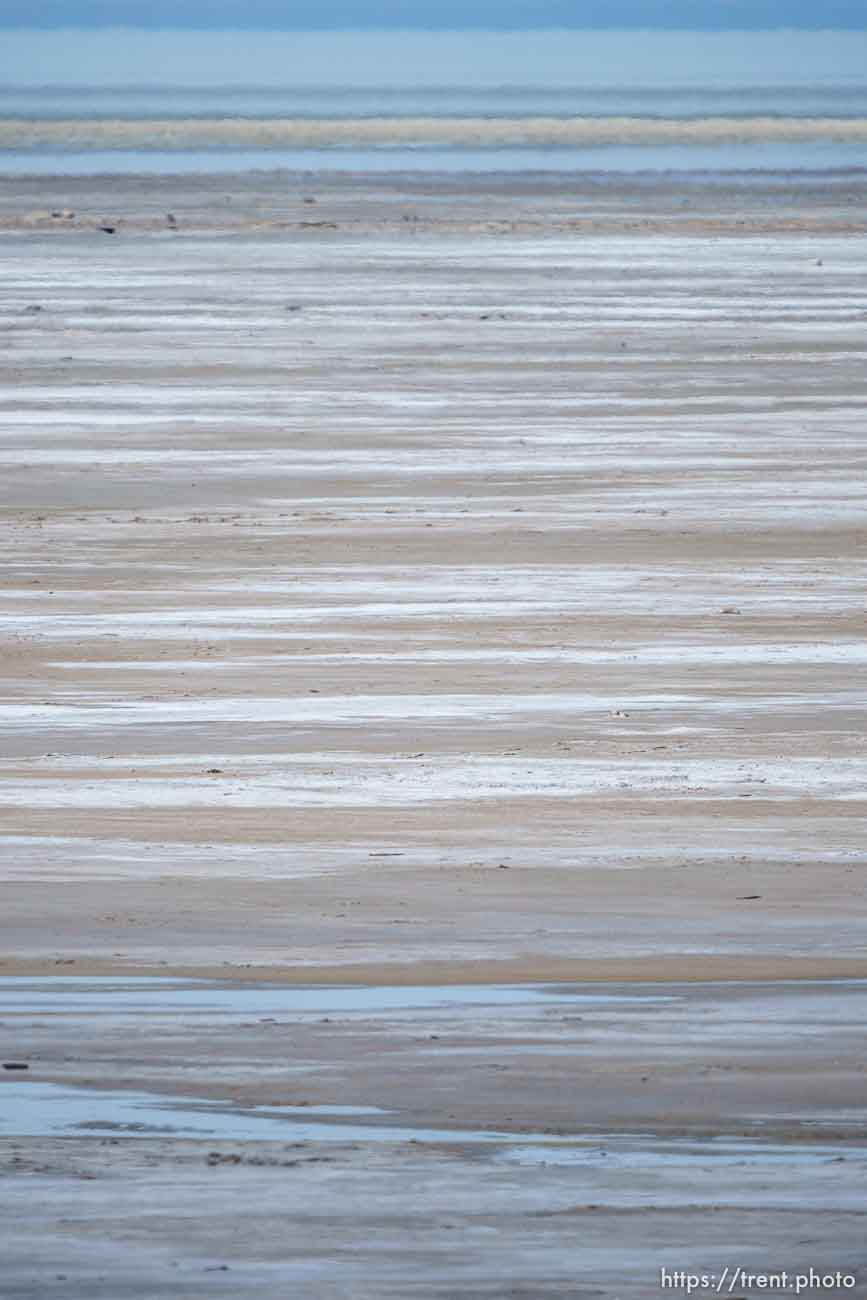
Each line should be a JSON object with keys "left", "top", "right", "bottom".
{"left": 1, "top": 171, "right": 866, "bottom": 1297}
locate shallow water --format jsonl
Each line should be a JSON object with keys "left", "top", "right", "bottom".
{"left": 0, "top": 1079, "right": 529, "bottom": 1141}
{"left": 3, "top": 143, "right": 867, "bottom": 178}
{"left": 1, "top": 1077, "right": 863, "bottom": 1157}
{"left": 0, "top": 976, "right": 675, "bottom": 1016}
{"left": 3, "top": 1077, "right": 867, "bottom": 1218}
{"left": 3, "top": 29, "right": 866, "bottom": 175}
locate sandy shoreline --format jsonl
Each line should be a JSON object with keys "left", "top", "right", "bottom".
{"left": 5, "top": 955, "right": 867, "bottom": 983}
{"left": 1, "top": 170, "right": 866, "bottom": 1296}
{"left": 2, "top": 172, "right": 865, "bottom": 974}
{"left": 3, "top": 168, "right": 867, "bottom": 236}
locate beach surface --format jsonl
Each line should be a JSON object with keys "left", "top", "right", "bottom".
{"left": 1, "top": 171, "right": 866, "bottom": 1296}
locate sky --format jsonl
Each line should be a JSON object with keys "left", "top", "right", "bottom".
{"left": 1, "top": 0, "right": 865, "bottom": 28}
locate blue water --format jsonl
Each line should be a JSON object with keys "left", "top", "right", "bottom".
{"left": 5, "top": 144, "right": 866, "bottom": 176}
{"left": 3, "top": 83, "right": 867, "bottom": 123}
{"left": 1, "top": 28, "right": 866, "bottom": 175}
{"left": 0, "top": 976, "right": 675, "bottom": 1016}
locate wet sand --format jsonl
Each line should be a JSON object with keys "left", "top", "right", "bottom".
{"left": 3, "top": 974, "right": 867, "bottom": 1297}
{"left": 1, "top": 171, "right": 866, "bottom": 1296}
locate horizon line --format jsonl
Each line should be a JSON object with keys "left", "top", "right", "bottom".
{"left": 4, "top": 23, "right": 867, "bottom": 32}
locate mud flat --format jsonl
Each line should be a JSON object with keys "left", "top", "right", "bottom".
{"left": 2, "top": 975, "right": 867, "bottom": 1297}
{"left": 1, "top": 171, "right": 866, "bottom": 1296}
